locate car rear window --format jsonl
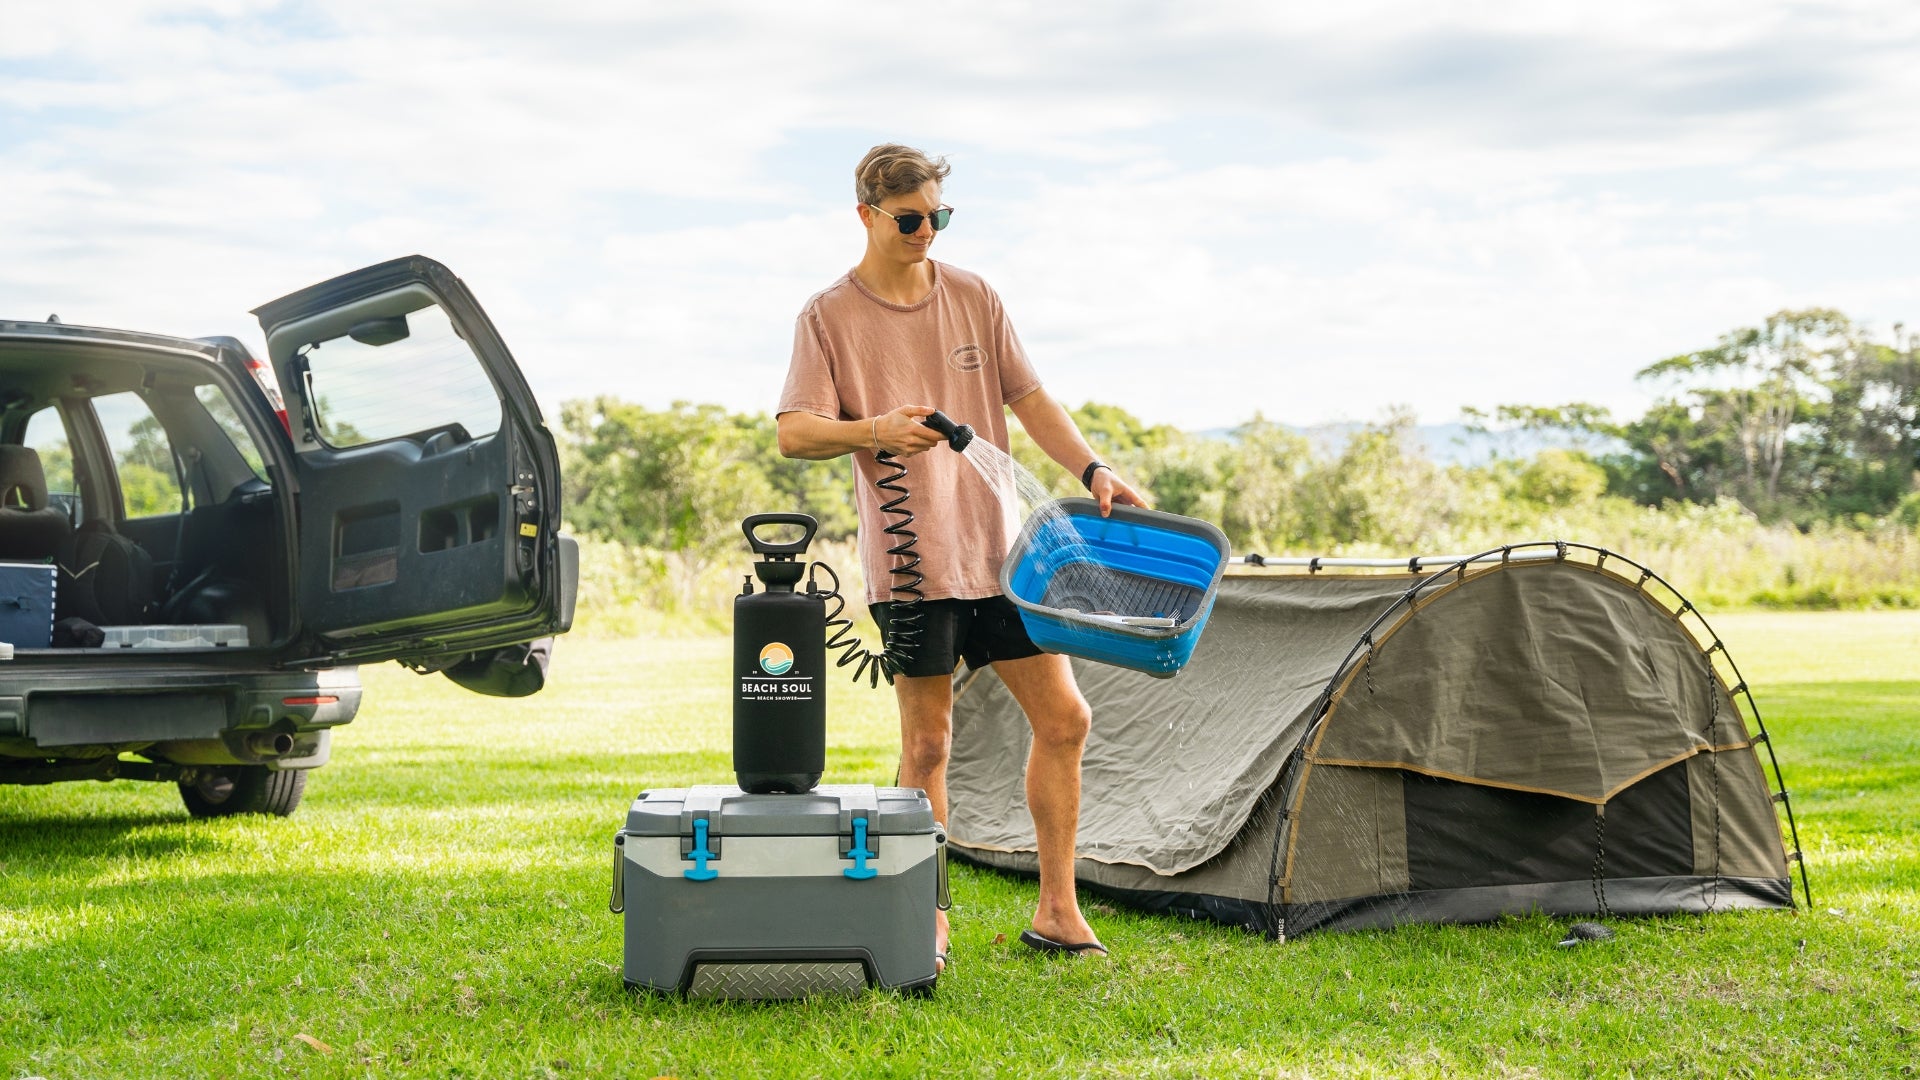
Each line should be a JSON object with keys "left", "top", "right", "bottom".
{"left": 299, "top": 302, "right": 502, "bottom": 449}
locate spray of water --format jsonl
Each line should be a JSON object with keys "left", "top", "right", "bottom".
{"left": 950, "top": 440, "right": 1180, "bottom": 624}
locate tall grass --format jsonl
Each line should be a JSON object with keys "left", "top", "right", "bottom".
{"left": 569, "top": 502, "right": 1920, "bottom": 634}
{"left": 1369, "top": 496, "right": 1920, "bottom": 611}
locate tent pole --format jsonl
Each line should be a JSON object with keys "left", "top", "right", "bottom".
{"left": 1228, "top": 551, "right": 1562, "bottom": 571}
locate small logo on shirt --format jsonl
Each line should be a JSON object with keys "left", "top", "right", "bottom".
{"left": 948, "top": 343, "right": 986, "bottom": 373}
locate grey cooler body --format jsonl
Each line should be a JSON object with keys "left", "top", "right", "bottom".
{"left": 614, "top": 784, "right": 946, "bottom": 998}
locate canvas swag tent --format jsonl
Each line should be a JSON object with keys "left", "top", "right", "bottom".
{"left": 947, "top": 542, "right": 1808, "bottom": 939}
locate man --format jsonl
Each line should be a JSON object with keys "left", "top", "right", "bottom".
{"left": 776, "top": 143, "right": 1147, "bottom": 968}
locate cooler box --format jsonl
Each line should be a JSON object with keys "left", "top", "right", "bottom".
{"left": 1000, "top": 499, "right": 1229, "bottom": 678}
{"left": 613, "top": 784, "right": 946, "bottom": 998}
{"left": 0, "top": 562, "right": 56, "bottom": 649}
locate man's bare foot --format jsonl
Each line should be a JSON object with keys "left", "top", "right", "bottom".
{"left": 1029, "top": 904, "right": 1105, "bottom": 957}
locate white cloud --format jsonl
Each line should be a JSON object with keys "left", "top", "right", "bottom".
{"left": 2, "top": 0, "right": 1917, "bottom": 433}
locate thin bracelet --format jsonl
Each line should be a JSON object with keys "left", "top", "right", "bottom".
{"left": 1081, "top": 461, "right": 1110, "bottom": 489}
{"left": 871, "top": 417, "right": 879, "bottom": 451}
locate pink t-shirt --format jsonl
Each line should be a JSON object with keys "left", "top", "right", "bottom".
{"left": 778, "top": 261, "right": 1043, "bottom": 604}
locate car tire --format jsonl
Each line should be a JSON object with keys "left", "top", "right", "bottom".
{"left": 179, "top": 765, "right": 308, "bottom": 818}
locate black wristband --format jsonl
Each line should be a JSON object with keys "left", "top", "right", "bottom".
{"left": 1081, "top": 461, "right": 1110, "bottom": 490}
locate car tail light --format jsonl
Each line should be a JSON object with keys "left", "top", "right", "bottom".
{"left": 245, "top": 355, "right": 292, "bottom": 437}
{"left": 282, "top": 695, "right": 339, "bottom": 706}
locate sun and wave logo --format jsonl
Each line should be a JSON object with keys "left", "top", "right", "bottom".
{"left": 758, "top": 642, "right": 794, "bottom": 676}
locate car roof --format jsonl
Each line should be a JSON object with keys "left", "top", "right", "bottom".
{"left": 0, "top": 318, "right": 235, "bottom": 362}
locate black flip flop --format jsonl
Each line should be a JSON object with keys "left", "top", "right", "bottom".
{"left": 1018, "top": 928, "right": 1109, "bottom": 957}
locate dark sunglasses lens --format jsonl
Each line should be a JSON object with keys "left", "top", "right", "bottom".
{"left": 893, "top": 213, "right": 924, "bottom": 234}
{"left": 930, "top": 208, "right": 952, "bottom": 231}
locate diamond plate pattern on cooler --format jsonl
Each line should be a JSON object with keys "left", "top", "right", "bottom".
{"left": 687, "top": 962, "right": 868, "bottom": 999}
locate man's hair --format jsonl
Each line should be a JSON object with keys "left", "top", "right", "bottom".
{"left": 855, "top": 143, "right": 951, "bottom": 205}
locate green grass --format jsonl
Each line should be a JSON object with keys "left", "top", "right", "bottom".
{"left": 4, "top": 615, "right": 1918, "bottom": 1078}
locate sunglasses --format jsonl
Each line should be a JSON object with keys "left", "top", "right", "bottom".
{"left": 868, "top": 204, "right": 954, "bottom": 235}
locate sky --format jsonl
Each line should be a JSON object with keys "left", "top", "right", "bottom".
{"left": 4, "top": 1, "right": 1918, "bottom": 432}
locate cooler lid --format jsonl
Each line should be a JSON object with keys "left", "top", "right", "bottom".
{"left": 624, "top": 784, "right": 935, "bottom": 837}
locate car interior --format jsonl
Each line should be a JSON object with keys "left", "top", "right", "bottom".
{"left": 0, "top": 344, "right": 287, "bottom": 651}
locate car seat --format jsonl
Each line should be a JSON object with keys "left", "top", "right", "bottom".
{"left": 0, "top": 445, "right": 73, "bottom": 561}
{"left": 58, "top": 520, "right": 156, "bottom": 627}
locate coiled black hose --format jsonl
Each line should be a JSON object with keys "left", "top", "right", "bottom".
{"left": 872, "top": 449, "right": 926, "bottom": 670}
{"left": 812, "top": 448, "right": 925, "bottom": 686}
{"left": 814, "top": 561, "right": 890, "bottom": 688}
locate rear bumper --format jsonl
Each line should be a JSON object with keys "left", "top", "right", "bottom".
{"left": 0, "top": 664, "right": 362, "bottom": 772}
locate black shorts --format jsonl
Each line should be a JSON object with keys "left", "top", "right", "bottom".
{"left": 868, "top": 595, "right": 1043, "bottom": 678}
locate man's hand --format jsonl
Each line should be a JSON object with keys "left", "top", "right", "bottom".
{"left": 1091, "top": 468, "right": 1149, "bottom": 517}
{"left": 875, "top": 404, "right": 945, "bottom": 458}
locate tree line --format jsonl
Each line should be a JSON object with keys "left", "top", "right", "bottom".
{"left": 560, "top": 309, "right": 1920, "bottom": 565}
{"left": 1466, "top": 309, "right": 1920, "bottom": 527}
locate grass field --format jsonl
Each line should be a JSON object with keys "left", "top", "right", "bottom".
{"left": 3, "top": 613, "right": 1918, "bottom": 1078}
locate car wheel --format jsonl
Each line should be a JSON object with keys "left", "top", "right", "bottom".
{"left": 179, "top": 766, "right": 308, "bottom": 818}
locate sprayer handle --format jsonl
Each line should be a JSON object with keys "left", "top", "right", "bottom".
{"left": 922, "top": 410, "right": 975, "bottom": 453}
{"left": 742, "top": 513, "right": 819, "bottom": 557}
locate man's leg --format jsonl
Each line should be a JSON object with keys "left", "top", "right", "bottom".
{"left": 992, "top": 652, "right": 1101, "bottom": 951}
{"left": 894, "top": 672, "right": 953, "bottom": 967}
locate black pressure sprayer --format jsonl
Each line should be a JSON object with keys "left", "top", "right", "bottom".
{"left": 731, "top": 411, "right": 975, "bottom": 794}
{"left": 734, "top": 512, "right": 829, "bottom": 793}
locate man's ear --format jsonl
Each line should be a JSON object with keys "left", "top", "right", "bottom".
{"left": 856, "top": 204, "right": 872, "bottom": 227}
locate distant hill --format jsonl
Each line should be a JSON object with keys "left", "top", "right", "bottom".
{"left": 1194, "top": 422, "right": 1611, "bottom": 466}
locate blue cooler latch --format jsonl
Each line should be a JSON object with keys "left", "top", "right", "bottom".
{"left": 683, "top": 816, "right": 719, "bottom": 881}
{"left": 837, "top": 789, "right": 883, "bottom": 880}
{"left": 843, "top": 816, "right": 877, "bottom": 880}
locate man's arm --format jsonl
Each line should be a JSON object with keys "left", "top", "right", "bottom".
{"left": 777, "top": 405, "right": 945, "bottom": 460}
{"left": 1007, "top": 388, "right": 1150, "bottom": 515}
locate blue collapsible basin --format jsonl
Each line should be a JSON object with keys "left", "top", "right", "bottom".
{"left": 999, "top": 499, "right": 1229, "bottom": 678}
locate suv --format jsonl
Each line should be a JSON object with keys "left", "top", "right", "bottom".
{"left": 0, "top": 256, "right": 576, "bottom": 816}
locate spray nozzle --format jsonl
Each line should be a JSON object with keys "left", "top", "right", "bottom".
{"left": 923, "top": 410, "right": 974, "bottom": 453}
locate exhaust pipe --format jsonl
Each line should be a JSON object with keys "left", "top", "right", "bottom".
{"left": 248, "top": 731, "right": 296, "bottom": 757}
